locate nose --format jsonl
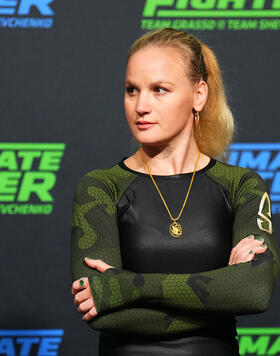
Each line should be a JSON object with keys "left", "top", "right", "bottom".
{"left": 135, "top": 91, "right": 151, "bottom": 117}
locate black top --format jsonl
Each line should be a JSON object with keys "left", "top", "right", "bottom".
{"left": 100, "top": 156, "right": 239, "bottom": 355}
{"left": 71, "top": 155, "right": 279, "bottom": 356}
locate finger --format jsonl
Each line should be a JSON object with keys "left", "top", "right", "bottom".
{"left": 234, "top": 246, "right": 255, "bottom": 263}
{"left": 253, "top": 244, "right": 268, "bottom": 254}
{"left": 232, "top": 249, "right": 255, "bottom": 264}
{"left": 228, "top": 249, "right": 236, "bottom": 265}
{"left": 231, "top": 244, "right": 254, "bottom": 265}
{"left": 77, "top": 298, "right": 95, "bottom": 314}
{"left": 233, "top": 235, "right": 255, "bottom": 250}
{"left": 241, "top": 244, "right": 266, "bottom": 263}
{"left": 239, "top": 244, "right": 268, "bottom": 263}
{"left": 72, "top": 277, "right": 89, "bottom": 295}
{"left": 84, "top": 258, "right": 107, "bottom": 272}
{"left": 72, "top": 280, "right": 86, "bottom": 296}
{"left": 245, "top": 250, "right": 255, "bottom": 262}
{"left": 230, "top": 235, "right": 254, "bottom": 263}
{"left": 82, "top": 306, "right": 98, "bottom": 322}
{"left": 232, "top": 238, "right": 265, "bottom": 263}
{"left": 84, "top": 258, "right": 102, "bottom": 264}
{"left": 74, "top": 287, "right": 92, "bottom": 306}
{"left": 254, "top": 237, "right": 265, "bottom": 244}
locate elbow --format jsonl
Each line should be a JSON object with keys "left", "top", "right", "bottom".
{"left": 254, "top": 298, "right": 271, "bottom": 314}
{"left": 252, "top": 276, "right": 274, "bottom": 313}
{"left": 250, "top": 249, "right": 276, "bottom": 313}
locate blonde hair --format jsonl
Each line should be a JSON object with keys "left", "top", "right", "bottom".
{"left": 126, "top": 28, "right": 237, "bottom": 161}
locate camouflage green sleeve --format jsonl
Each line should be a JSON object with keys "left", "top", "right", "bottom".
{"left": 88, "top": 170, "right": 280, "bottom": 317}
{"left": 71, "top": 171, "right": 211, "bottom": 337}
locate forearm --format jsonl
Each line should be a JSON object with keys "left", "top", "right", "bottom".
{"left": 91, "top": 248, "right": 277, "bottom": 316}
{"left": 86, "top": 305, "right": 211, "bottom": 337}
{"left": 72, "top": 258, "right": 213, "bottom": 338}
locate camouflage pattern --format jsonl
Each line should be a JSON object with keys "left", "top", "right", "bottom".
{"left": 71, "top": 160, "right": 280, "bottom": 337}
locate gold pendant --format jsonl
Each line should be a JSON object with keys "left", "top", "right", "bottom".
{"left": 169, "top": 221, "right": 182, "bottom": 238}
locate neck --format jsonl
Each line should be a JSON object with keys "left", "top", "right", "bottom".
{"left": 137, "top": 134, "right": 204, "bottom": 175}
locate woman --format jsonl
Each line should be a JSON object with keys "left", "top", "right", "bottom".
{"left": 71, "top": 28, "right": 280, "bottom": 355}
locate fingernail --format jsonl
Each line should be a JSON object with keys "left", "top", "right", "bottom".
{"left": 80, "top": 279, "right": 84, "bottom": 286}
{"left": 256, "top": 237, "right": 263, "bottom": 241}
{"left": 86, "top": 257, "right": 93, "bottom": 260}
{"left": 82, "top": 316, "right": 85, "bottom": 321}
{"left": 249, "top": 250, "right": 253, "bottom": 254}
{"left": 248, "top": 235, "right": 254, "bottom": 239}
{"left": 261, "top": 244, "right": 267, "bottom": 248}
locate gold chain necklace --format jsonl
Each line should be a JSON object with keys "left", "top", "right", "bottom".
{"left": 139, "top": 148, "right": 200, "bottom": 238}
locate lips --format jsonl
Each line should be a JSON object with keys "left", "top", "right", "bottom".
{"left": 136, "top": 121, "right": 156, "bottom": 124}
{"left": 136, "top": 121, "right": 157, "bottom": 130}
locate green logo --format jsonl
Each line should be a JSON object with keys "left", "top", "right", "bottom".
{"left": 0, "top": 143, "right": 66, "bottom": 215}
{"left": 236, "top": 327, "right": 280, "bottom": 355}
{"left": 141, "top": 0, "right": 280, "bottom": 30}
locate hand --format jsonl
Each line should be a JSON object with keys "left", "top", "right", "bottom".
{"left": 72, "top": 276, "right": 96, "bottom": 321}
{"left": 72, "top": 258, "right": 115, "bottom": 322}
{"left": 228, "top": 235, "right": 267, "bottom": 265}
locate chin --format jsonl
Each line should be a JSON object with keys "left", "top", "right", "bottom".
{"left": 134, "top": 135, "right": 170, "bottom": 146}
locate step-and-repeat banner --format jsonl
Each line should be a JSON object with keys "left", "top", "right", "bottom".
{"left": 0, "top": 0, "right": 279, "bottom": 355}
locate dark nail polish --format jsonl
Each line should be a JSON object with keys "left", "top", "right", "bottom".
{"left": 80, "top": 279, "right": 84, "bottom": 286}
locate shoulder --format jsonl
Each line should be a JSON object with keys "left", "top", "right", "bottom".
{"left": 74, "top": 160, "right": 138, "bottom": 203}
{"left": 206, "top": 159, "right": 268, "bottom": 201}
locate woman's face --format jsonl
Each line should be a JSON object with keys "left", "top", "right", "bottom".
{"left": 124, "top": 46, "right": 204, "bottom": 146}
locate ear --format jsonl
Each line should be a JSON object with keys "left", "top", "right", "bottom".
{"left": 193, "top": 80, "right": 208, "bottom": 112}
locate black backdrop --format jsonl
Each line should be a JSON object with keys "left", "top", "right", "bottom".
{"left": 0, "top": 0, "right": 279, "bottom": 355}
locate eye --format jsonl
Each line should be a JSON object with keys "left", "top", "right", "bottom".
{"left": 126, "top": 86, "right": 136, "bottom": 95}
{"left": 154, "top": 86, "right": 167, "bottom": 94}
{"left": 125, "top": 86, "right": 168, "bottom": 95}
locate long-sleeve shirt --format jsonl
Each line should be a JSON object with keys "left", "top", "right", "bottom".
{"left": 71, "top": 156, "right": 280, "bottom": 354}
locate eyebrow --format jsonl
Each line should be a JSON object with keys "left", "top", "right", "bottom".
{"left": 125, "top": 79, "right": 174, "bottom": 86}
